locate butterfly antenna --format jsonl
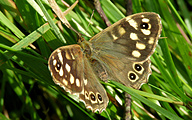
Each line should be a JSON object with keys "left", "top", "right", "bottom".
{"left": 48, "top": 0, "right": 84, "bottom": 42}
{"left": 68, "top": 25, "right": 84, "bottom": 43}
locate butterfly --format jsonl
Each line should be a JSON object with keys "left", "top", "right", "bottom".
{"left": 48, "top": 12, "right": 162, "bottom": 113}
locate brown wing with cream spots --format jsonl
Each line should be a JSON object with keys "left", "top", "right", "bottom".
{"left": 48, "top": 44, "right": 109, "bottom": 113}
{"left": 48, "top": 44, "right": 84, "bottom": 93}
{"left": 89, "top": 12, "right": 161, "bottom": 89}
{"left": 90, "top": 12, "right": 162, "bottom": 62}
{"left": 79, "top": 56, "right": 109, "bottom": 113}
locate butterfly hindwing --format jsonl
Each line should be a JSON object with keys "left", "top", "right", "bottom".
{"left": 79, "top": 56, "right": 109, "bottom": 113}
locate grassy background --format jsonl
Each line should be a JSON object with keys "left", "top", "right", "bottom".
{"left": 0, "top": 0, "right": 192, "bottom": 119}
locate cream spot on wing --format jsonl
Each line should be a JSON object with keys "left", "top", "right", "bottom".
{"left": 84, "top": 78, "right": 88, "bottom": 86}
{"left": 53, "top": 59, "right": 57, "bottom": 66}
{"left": 119, "top": 27, "right": 126, "bottom": 35}
{"left": 57, "top": 49, "right": 61, "bottom": 53}
{"left": 51, "top": 56, "right": 55, "bottom": 59}
{"left": 71, "top": 53, "right": 75, "bottom": 59}
{"left": 70, "top": 73, "right": 75, "bottom": 84}
{"left": 111, "top": 34, "right": 118, "bottom": 40}
{"left": 132, "top": 50, "right": 141, "bottom": 58}
{"left": 58, "top": 52, "right": 63, "bottom": 64}
{"left": 142, "top": 18, "right": 150, "bottom": 23}
{"left": 65, "top": 51, "right": 71, "bottom": 60}
{"left": 130, "top": 33, "right": 138, "bottom": 40}
{"left": 148, "top": 37, "right": 154, "bottom": 44}
{"left": 65, "top": 63, "right": 71, "bottom": 72}
{"left": 141, "top": 15, "right": 144, "bottom": 18}
{"left": 127, "top": 19, "right": 138, "bottom": 30}
{"left": 76, "top": 78, "right": 80, "bottom": 87}
{"left": 136, "top": 42, "right": 146, "bottom": 50}
{"left": 148, "top": 24, "right": 152, "bottom": 29}
{"left": 59, "top": 67, "right": 64, "bottom": 76}
{"left": 63, "top": 79, "right": 68, "bottom": 86}
{"left": 141, "top": 29, "right": 151, "bottom": 35}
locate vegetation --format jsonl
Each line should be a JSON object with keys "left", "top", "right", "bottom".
{"left": 0, "top": 0, "right": 192, "bottom": 119}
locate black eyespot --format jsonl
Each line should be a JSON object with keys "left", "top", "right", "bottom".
{"left": 56, "top": 61, "right": 61, "bottom": 70}
{"left": 129, "top": 73, "right": 136, "bottom": 80}
{"left": 97, "top": 94, "right": 102, "bottom": 101}
{"left": 135, "top": 64, "right": 142, "bottom": 71}
{"left": 90, "top": 93, "right": 96, "bottom": 101}
{"left": 140, "top": 22, "right": 149, "bottom": 29}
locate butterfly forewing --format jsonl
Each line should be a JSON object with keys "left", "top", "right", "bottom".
{"left": 89, "top": 12, "right": 161, "bottom": 89}
{"left": 48, "top": 45, "right": 84, "bottom": 93}
{"left": 90, "top": 12, "right": 161, "bottom": 62}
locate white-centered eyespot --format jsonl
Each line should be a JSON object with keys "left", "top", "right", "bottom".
{"left": 127, "top": 71, "right": 139, "bottom": 82}
{"left": 96, "top": 93, "right": 103, "bottom": 103}
{"left": 133, "top": 63, "right": 144, "bottom": 74}
{"left": 140, "top": 22, "right": 151, "bottom": 35}
{"left": 55, "top": 60, "right": 62, "bottom": 72}
{"left": 89, "top": 92, "right": 97, "bottom": 104}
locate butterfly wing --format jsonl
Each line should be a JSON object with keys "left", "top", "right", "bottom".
{"left": 48, "top": 45, "right": 84, "bottom": 94}
{"left": 89, "top": 12, "right": 162, "bottom": 89}
{"left": 79, "top": 56, "right": 109, "bottom": 113}
{"left": 48, "top": 44, "right": 108, "bottom": 113}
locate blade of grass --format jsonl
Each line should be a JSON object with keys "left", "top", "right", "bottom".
{"left": 36, "top": 0, "right": 66, "bottom": 44}
{"left": 111, "top": 81, "right": 183, "bottom": 120}
{"left": 0, "top": 22, "right": 51, "bottom": 66}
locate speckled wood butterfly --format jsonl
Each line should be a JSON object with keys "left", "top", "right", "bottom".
{"left": 48, "top": 12, "right": 162, "bottom": 113}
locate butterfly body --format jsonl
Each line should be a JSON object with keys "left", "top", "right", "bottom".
{"left": 48, "top": 12, "right": 162, "bottom": 113}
